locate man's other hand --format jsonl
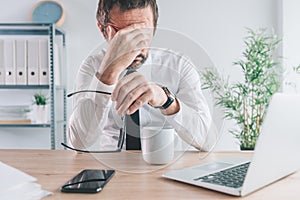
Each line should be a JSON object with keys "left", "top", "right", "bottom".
{"left": 111, "top": 72, "right": 167, "bottom": 115}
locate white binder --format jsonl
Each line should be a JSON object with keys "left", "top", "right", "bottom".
{"left": 0, "top": 39, "right": 4, "bottom": 84}
{"left": 4, "top": 39, "right": 16, "bottom": 85}
{"left": 54, "top": 43, "right": 61, "bottom": 85}
{"left": 27, "top": 39, "right": 39, "bottom": 85}
{"left": 15, "top": 39, "right": 27, "bottom": 85}
{"left": 39, "top": 39, "right": 49, "bottom": 85}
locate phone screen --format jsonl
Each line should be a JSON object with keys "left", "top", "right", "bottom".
{"left": 61, "top": 169, "right": 115, "bottom": 193}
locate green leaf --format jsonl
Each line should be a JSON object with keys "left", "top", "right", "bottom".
{"left": 34, "top": 93, "right": 47, "bottom": 105}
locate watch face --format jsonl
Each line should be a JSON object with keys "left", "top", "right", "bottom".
{"left": 32, "top": 1, "right": 63, "bottom": 24}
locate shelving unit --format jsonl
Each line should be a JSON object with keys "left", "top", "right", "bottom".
{"left": 0, "top": 23, "right": 66, "bottom": 149}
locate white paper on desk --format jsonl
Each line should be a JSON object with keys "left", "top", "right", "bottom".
{"left": 2, "top": 182, "right": 51, "bottom": 200}
{"left": 0, "top": 161, "right": 52, "bottom": 200}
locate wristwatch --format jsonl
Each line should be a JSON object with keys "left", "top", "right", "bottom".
{"left": 155, "top": 87, "right": 175, "bottom": 109}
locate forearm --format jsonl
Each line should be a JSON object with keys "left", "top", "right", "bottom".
{"left": 165, "top": 99, "right": 216, "bottom": 151}
{"left": 68, "top": 75, "right": 114, "bottom": 149}
{"left": 68, "top": 97, "right": 112, "bottom": 149}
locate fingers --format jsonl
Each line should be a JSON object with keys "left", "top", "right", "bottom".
{"left": 115, "top": 24, "right": 153, "bottom": 51}
{"left": 106, "top": 25, "right": 114, "bottom": 41}
{"left": 112, "top": 73, "right": 145, "bottom": 107}
{"left": 131, "top": 32, "right": 152, "bottom": 50}
{"left": 103, "top": 24, "right": 153, "bottom": 73}
{"left": 99, "top": 23, "right": 153, "bottom": 89}
{"left": 126, "top": 93, "right": 150, "bottom": 115}
{"left": 112, "top": 73, "right": 158, "bottom": 115}
{"left": 125, "top": 83, "right": 159, "bottom": 115}
{"left": 111, "top": 73, "right": 133, "bottom": 101}
{"left": 118, "top": 23, "right": 148, "bottom": 35}
{"left": 116, "top": 83, "right": 152, "bottom": 115}
{"left": 111, "top": 71, "right": 167, "bottom": 115}
{"left": 112, "top": 73, "right": 147, "bottom": 115}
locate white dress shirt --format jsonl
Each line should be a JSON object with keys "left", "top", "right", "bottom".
{"left": 68, "top": 48, "right": 216, "bottom": 151}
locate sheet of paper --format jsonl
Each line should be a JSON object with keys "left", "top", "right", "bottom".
{"left": 0, "top": 161, "right": 52, "bottom": 199}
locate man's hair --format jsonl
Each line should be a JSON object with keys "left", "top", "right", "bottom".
{"left": 96, "top": 0, "right": 158, "bottom": 31}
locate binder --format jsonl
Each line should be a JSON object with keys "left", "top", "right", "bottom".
{"left": 39, "top": 39, "right": 49, "bottom": 85}
{"left": 4, "top": 39, "right": 16, "bottom": 85}
{"left": 15, "top": 39, "right": 27, "bottom": 85}
{"left": 27, "top": 39, "right": 39, "bottom": 85}
{"left": 0, "top": 39, "right": 4, "bottom": 84}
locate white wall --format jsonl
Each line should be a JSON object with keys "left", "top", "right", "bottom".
{"left": 282, "top": 0, "right": 300, "bottom": 93}
{"left": 0, "top": 0, "right": 283, "bottom": 150}
{"left": 158, "top": 0, "right": 280, "bottom": 81}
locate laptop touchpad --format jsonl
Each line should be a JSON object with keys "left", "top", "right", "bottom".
{"left": 192, "top": 162, "right": 233, "bottom": 172}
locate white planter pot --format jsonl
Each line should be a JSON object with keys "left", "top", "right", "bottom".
{"left": 35, "top": 105, "right": 48, "bottom": 124}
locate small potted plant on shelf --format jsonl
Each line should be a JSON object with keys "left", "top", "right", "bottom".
{"left": 33, "top": 93, "right": 48, "bottom": 124}
{"left": 201, "top": 28, "right": 281, "bottom": 150}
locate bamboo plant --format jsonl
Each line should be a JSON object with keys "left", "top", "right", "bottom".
{"left": 201, "top": 28, "right": 281, "bottom": 149}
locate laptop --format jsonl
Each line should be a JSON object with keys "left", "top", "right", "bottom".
{"left": 163, "top": 93, "right": 300, "bottom": 196}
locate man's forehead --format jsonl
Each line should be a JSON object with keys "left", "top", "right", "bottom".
{"left": 109, "top": 5, "right": 153, "bottom": 26}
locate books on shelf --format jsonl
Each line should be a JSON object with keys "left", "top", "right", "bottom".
{"left": 0, "top": 161, "right": 51, "bottom": 200}
{"left": 0, "top": 119, "right": 31, "bottom": 124}
{"left": 0, "top": 105, "right": 32, "bottom": 124}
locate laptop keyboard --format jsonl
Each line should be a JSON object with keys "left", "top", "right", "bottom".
{"left": 194, "top": 162, "right": 250, "bottom": 188}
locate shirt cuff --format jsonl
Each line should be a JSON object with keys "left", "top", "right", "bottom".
{"left": 165, "top": 99, "right": 183, "bottom": 124}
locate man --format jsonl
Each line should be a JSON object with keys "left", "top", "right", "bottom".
{"left": 68, "top": 0, "right": 216, "bottom": 151}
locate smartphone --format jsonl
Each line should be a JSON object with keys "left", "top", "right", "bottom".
{"left": 61, "top": 169, "right": 115, "bottom": 193}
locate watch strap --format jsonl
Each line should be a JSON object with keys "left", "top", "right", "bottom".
{"left": 154, "top": 87, "right": 175, "bottom": 109}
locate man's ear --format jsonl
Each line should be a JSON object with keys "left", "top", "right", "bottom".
{"left": 97, "top": 22, "right": 109, "bottom": 40}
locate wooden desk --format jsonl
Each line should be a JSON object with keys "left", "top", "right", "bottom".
{"left": 0, "top": 150, "right": 299, "bottom": 199}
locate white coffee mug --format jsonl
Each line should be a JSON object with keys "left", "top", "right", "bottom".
{"left": 141, "top": 126, "right": 175, "bottom": 165}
